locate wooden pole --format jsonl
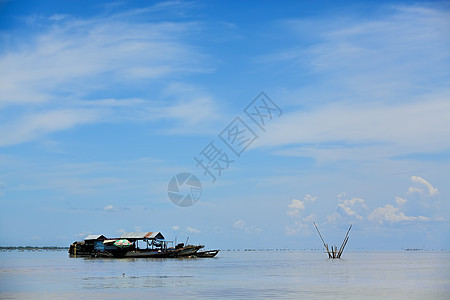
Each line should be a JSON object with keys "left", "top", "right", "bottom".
{"left": 338, "top": 237, "right": 349, "bottom": 258}
{"left": 337, "top": 225, "right": 352, "bottom": 258}
{"left": 314, "top": 222, "right": 331, "bottom": 258}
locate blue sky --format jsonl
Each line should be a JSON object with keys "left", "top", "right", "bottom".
{"left": 0, "top": 0, "right": 449, "bottom": 250}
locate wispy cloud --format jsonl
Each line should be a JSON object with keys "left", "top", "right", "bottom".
{"left": 266, "top": 5, "right": 450, "bottom": 100}
{"left": 147, "top": 82, "right": 223, "bottom": 134}
{"left": 285, "top": 214, "right": 316, "bottom": 236}
{"left": 368, "top": 204, "right": 429, "bottom": 225}
{"left": 326, "top": 193, "right": 368, "bottom": 224}
{"left": 408, "top": 176, "right": 439, "bottom": 196}
{"left": 285, "top": 194, "right": 317, "bottom": 235}
{"left": 337, "top": 194, "right": 367, "bottom": 221}
{"left": 305, "top": 175, "right": 440, "bottom": 229}
{"left": 261, "top": 98, "right": 450, "bottom": 161}
{"left": 0, "top": 10, "right": 207, "bottom": 106}
{"left": 368, "top": 176, "right": 438, "bottom": 225}
{"left": 257, "top": 5, "right": 450, "bottom": 162}
{"left": 103, "top": 204, "right": 128, "bottom": 212}
{"left": 233, "top": 219, "right": 263, "bottom": 234}
{"left": 286, "top": 194, "right": 316, "bottom": 217}
{"left": 76, "top": 232, "right": 91, "bottom": 238}
{"left": 186, "top": 226, "right": 200, "bottom": 233}
{"left": 233, "top": 219, "right": 246, "bottom": 230}
{"left": 0, "top": 109, "right": 99, "bottom": 147}
{"left": 395, "top": 196, "right": 407, "bottom": 206}
{"left": 0, "top": 3, "right": 217, "bottom": 146}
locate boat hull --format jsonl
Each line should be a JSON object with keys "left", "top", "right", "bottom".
{"left": 170, "top": 245, "right": 204, "bottom": 257}
{"left": 124, "top": 249, "right": 178, "bottom": 258}
{"left": 195, "top": 250, "right": 219, "bottom": 257}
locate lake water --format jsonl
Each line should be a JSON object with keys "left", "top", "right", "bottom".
{"left": 0, "top": 250, "right": 449, "bottom": 299}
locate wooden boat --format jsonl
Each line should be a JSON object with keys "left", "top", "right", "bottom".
{"left": 195, "top": 250, "right": 219, "bottom": 257}
{"left": 124, "top": 248, "right": 180, "bottom": 258}
{"left": 169, "top": 244, "right": 204, "bottom": 257}
{"left": 69, "top": 232, "right": 211, "bottom": 259}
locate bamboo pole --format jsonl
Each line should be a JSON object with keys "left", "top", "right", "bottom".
{"left": 337, "top": 225, "right": 352, "bottom": 258}
{"left": 325, "top": 244, "right": 331, "bottom": 259}
{"left": 313, "top": 222, "right": 331, "bottom": 258}
{"left": 338, "top": 236, "right": 349, "bottom": 258}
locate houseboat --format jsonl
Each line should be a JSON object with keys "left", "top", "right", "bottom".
{"left": 69, "top": 231, "right": 217, "bottom": 258}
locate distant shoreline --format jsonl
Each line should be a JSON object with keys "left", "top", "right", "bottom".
{"left": 0, "top": 246, "right": 69, "bottom": 250}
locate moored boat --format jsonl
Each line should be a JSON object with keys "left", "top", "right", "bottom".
{"left": 195, "top": 250, "right": 220, "bottom": 258}
{"left": 124, "top": 248, "right": 178, "bottom": 258}
{"left": 68, "top": 231, "right": 213, "bottom": 258}
{"left": 170, "top": 243, "right": 204, "bottom": 257}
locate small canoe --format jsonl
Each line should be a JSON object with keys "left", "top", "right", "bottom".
{"left": 195, "top": 250, "right": 219, "bottom": 258}
{"left": 170, "top": 245, "right": 204, "bottom": 257}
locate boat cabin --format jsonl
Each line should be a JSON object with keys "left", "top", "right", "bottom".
{"left": 84, "top": 234, "right": 107, "bottom": 252}
{"left": 118, "top": 232, "right": 168, "bottom": 249}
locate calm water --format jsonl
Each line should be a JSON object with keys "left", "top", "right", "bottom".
{"left": 0, "top": 250, "right": 449, "bottom": 299}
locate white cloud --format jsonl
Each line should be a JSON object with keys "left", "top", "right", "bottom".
{"left": 395, "top": 196, "right": 407, "bottom": 206}
{"left": 285, "top": 214, "right": 316, "bottom": 236}
{"left": 335, "top": 194, "right": 367, "bottom": 221}
{"left": 146, "top": 83, "right": 223, "bottom": 134}
{"left": 286, "top": 194, "right": 317, "bottom": 217}
{"left": 368, "top": 204, "right": 429, "bottom": 224}
{"left": 103, "top": 205, "right": 127, "bottom": 212}
{"left": 257, "top": 5, "right": 450, "bottom": 162}
{"left": 0, "top": 4, "right": 217, "bottom": 146}
{"left": 270, "top": 5, "right": 450, "bottom": 98}
{"left": 261, "top": 99, "right": 450, "bottom": 161}
{"left": 304, "top": 194, "right": 317, "bottom": 202}
{"left": 104, "top": 205, "right": 114, "bottom": 211}
{"left": 187, "top": 226, "right": 200, "bottom": 233}
{"left": 0, "top": 109, "right": 99, "bottom": 147}
{"left": 233, "top": 219, "right": 246, "bottom": 230}
{"left": 287, "top": 199, "right": 304, "bottom": 215}
{"left": 326, "top": 212, "right": 341, "bottom": 224}
{"left": 285, "top": 195, "right": 317, "bottom": 235}
{"left": 76, "top": 232, "right": 91, "bottom": 237}
{"left": 285, "top": 220, "right": 308, "bottom": 236}
{"left": 233, "top": 219, "right": 262, "bottom": 234}
{"left": 0, "top": 12, "right": 207, "bottom": 107}
{"left": 367, "top": 176, "right": 440, "bottom": 225}
{"left": 172, "top": 226, "right": 180, "bottom": 231}
{"left": 409, "top": 176, "right": 439, "bottom": 196}
{"left": 160, "top": 97, "right": 220, "bottom": 127}
{"left": 407, "top": 187, "right": 424, "bottom": 194}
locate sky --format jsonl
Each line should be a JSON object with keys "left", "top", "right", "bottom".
{"left": 0, "top": 0, "right": 449, "bottom": 250}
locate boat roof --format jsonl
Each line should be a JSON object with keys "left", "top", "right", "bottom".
{"left": 119, "top": 232, "right": 164, "bottom": 240}
{"left": 84, "top": 234, "right": 107, "bottom": 241}
{"left": 103, "top": 239, "right": 117, "bottom": 244}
